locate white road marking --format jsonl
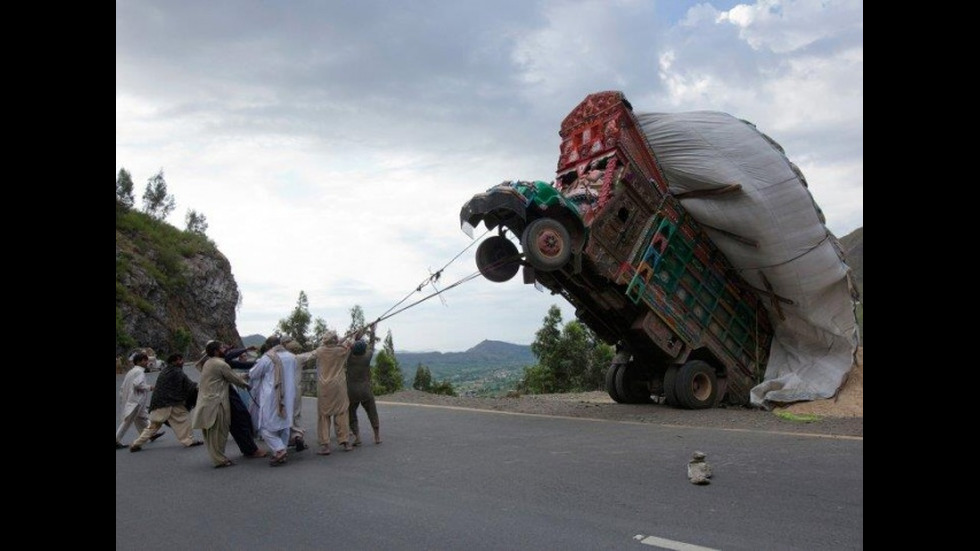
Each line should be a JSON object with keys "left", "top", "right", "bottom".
{"left": 634, "top": 534, "right": 720, "bottom": 551}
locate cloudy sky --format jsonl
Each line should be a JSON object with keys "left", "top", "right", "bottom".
{"left": 116, "top": 0, "right": 863, "bottom": 352}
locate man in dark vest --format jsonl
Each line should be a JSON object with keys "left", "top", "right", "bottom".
{"left": 346, "top": 325, "right": 381, "bottom": 446}
{"left": 130, "top": 353, "right": 203, "bottom": 452}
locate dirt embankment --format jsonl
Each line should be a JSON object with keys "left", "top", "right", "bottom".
{"left": 776, "top": 346, "right": 863, "bottom": 418}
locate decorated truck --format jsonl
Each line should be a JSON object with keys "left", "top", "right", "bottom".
{"left": 461, "top": 90, "right": 821, "bottom": 409}
{"left": 461, "top": 91, "right": 859, "bottom": 410}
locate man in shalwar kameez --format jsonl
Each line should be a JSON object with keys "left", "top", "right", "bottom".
{"left": 191, "top": 341, "right": 249, "bottom": 468}
{"left": 313, "top": 330, "right": 358, "bottom": 455}
{"left": 249, "top": 336, "right": 298, "bottom": 466}
{"left": 116, "top": 352, "right": 155, "bottom": 449}
{"left": 283, "top": 336, "right": 311, "bottom": 452}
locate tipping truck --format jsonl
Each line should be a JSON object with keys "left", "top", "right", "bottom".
{"left": 459, "top": 91, "right": 774, "bottom": 409}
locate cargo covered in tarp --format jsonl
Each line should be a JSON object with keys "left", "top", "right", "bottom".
{"left": 634, "top": 111, "right": 860, "bottom": 407}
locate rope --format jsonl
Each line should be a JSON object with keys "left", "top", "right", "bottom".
{"left": 343, "top": 229, "right": 522, "bottom": 340}
{"left": 375, "top": 227, "right": 491, "bottom": 322}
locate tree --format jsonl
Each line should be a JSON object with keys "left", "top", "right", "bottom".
{"left": 173, "top": 327, "right": 192, "bottom": 357}
{"left": 412, "top": 363, "right": 433, "bottom": 391}
{"left": 581, "top": 324, "right": 614, "bottom": 391}
{"left": 429, "top": 379, "right": 456, "bottom": 396}
{"left": 347, "top": 305, "right": 366, "bottom": 336}
{"left": 519, "top": 304, "right": 615, "bottom": 394}
{"left": 116, "top": 168, "right": 135, "bottom": 208}
{"left": 142, "top": 169, "right": 176, "bottom": 220}
{"left": 518, "top": 363, "right": 557, "bottom": 394}
{"left": 372, "top": 329, "right": 403, "bottom": 395}
{"left": 277, "top": 291, "right": 313, "bottom": 350}
{"left": 347, "top": 304, "right": 377, "bottom": 346}
{"left": 553, "top": 320, "right": 593, "bottom": 389}
{"left": 185, "top": 209, "right": 208, "bottom": 235}
{"left": 311, "top": 318, "right": 328, "bottom": 347}
{"left": 531, "top": 305, "right": 563, "bottom": 370}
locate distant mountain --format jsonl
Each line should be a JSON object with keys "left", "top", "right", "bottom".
{"left": 236, "top": 335, "right": 533, "bottom": 394}
{"left": 242, "top": 334, "right": 267, "bottom": 348}
{"left": 396, "top": 339, "right": 535, "bottom": 393}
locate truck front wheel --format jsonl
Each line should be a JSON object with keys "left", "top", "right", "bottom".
{"left": 675, "top": 360, "right": 718, "bottom": 409}
{"left": 521, "top": 218, "right": 572, "bottom": 271}
{"left": 475, "top": 235, "right": 521, "bottom": 282}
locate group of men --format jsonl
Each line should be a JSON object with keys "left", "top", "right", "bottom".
{"left": 115, "top": 324, "right": 382, "bottom": 469}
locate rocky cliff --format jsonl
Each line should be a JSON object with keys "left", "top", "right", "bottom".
{"left": 116, "top": 208, "right": 242, "bottom": 360}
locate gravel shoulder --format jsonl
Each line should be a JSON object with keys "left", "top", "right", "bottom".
{"left": 379, "top": 348, "right": 864, "bottom": 439}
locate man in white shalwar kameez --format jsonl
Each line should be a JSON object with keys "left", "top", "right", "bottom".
{"left": 116, "top": 352, "right": 154, "bottom": 449}
{"left": 249, "top": 336, "right": 298, "bottom": 466}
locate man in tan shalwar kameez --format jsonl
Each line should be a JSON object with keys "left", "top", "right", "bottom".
{"left": 313, "top": 329, "right": 358, "bottom": 455}
{"left": 191, "top": 340, "right": 250, "bottom": 468}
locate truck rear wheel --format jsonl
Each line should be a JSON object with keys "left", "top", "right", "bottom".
{"left": 521, "top": 218, "right": 572, "bottom": 271}
{"left": 675, "top": 360, "right": 718, "bottom": 409}
{"left": 605, "top": 362, "right": 626, "bottom": 403}
{"left": 475, "top": 235, "right": 521, "bottom": 282}
{"left": 615, "top": 361, "right": 653, "bottom": 404}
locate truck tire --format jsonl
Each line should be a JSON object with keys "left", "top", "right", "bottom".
{"left": 605, "top": 362, "right": 626, "bottom": 403}
{"left": 615, "top": 361, "right": 653, "bottom": 404}
{"left": 675, "top": 360, "right": 718, "bottom": 410}
{"left": 663, "top": 365, "right": 680, "bottom": 406}
{"left": 476, "top": 235, "right": 521, "bottom": 282}
{"left": 521, "top": 218, "right": 572, "bottom": 271}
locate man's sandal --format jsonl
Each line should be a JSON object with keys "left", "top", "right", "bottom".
{"left": 269, "top": 451, "right": 287, "bottom": 466}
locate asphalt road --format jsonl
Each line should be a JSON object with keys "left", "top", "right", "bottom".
{"left": 116, "top": 368, "right": 863, "bottom": 551}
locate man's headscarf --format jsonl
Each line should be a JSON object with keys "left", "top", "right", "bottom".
{"left": 321, "top": 330, "right": 339, "bottom": 346}
{"left": 265, "top": 344, "right": 288, "bottom": 418}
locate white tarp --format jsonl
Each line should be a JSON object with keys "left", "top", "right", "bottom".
{"left": 635, "top": 111, "right": 860, "bottom": 408}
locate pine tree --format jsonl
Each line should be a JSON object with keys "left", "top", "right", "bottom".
{"left": 185, "top": 209, "right": 208, "bottom": 235}
{"left": 311, "top": 318, "right": 327, "bottom": 347}
{"left": 372, "top": 330, "right": 403, "bottom": 394}
{"left": 412, "top": 363, "right": 433, "bottom": 391}
{"left": 116, "top": 168, "right": 135, "bottom": 208}
{"left": 142, "top": 169, "right": 176, "bottom": 220}
{"left": 346, "top": 304, "right": 376, "bottom": 343}
{"left": 277, "top": 291, "right": 313, "bottom": 349}
{"left": 347, "top": 305, "right": 366, "bottom": 336}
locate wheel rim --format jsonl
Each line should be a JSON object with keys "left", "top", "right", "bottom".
{"left": 691, "top": 371, "right": 712, "bottom": 402}
{"left": 534, "top": 228, "right": 565, "bottom": 259}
